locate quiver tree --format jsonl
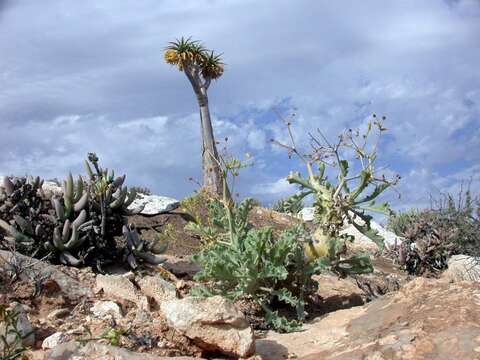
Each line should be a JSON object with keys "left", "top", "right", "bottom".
{"left": 164, "top": 37, "right": 225, "bottom": 196}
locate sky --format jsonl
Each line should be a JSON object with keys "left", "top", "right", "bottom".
{"left": 1, "top": 0, "right": 479, "bottom": 218}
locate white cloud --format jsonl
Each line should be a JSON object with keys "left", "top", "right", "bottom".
{"left": 251, "top": 178, "right": 292, "bottom": 196}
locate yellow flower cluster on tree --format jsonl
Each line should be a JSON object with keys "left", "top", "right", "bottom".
{"left": 164, "top": 37, "right": 224, "bottom": 80}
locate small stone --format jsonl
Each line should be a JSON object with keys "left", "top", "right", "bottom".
{"left": 127, "top": 194, "right": 179, "bottom": 215}
{"left": 66, "top": 327, "right": 84, "bottom": 335}
{"left": 133, "top": 310, "right": 152, "bottom": 326}
{"left": 96, "top": 274, "right": 149, "bottom": 310}
{"left": 90, "top": 301, "right": 123, "bottom": 320}
{"left": 176, "top": 280, "right": 187, "bottom": 290}
{"left": 47, "top": 308, "right": 70, "bottom": 320}
{"left": 8, "top": 303, "right": 35, "bottom": 347}
{"left": 299, "top": 207, "right": 315, "bottom": 221}
{"left": 122, "top": 271, "right": 135, "bottom": 281}
{"left": 137, "top": 274, "right": 177, "bottom": 305}
{"left": 443, "top": 255, "right": 480, "bottom": 283}
{"left": 42, "top": 331, "right": 67, "bottom": 349}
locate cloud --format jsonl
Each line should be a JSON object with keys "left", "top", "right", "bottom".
{"left": 251, "top": 178, "right": 293, "bottom": 197}
{"left": 0, "top": 0, "right": 479, "bottom": 216}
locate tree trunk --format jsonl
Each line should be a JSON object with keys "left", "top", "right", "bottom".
{"left": 197, "top": 92, "right": 223, "bottom": 196}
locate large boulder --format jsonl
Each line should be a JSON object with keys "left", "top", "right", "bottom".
{"left": 312, "top": 273, "right": 366, "bottom": 313}
{"left": 257, "top": 277, "right": 480, "bottom": 359}
{"left": 160, "top": 295, "right": 255, "bottom": 358}
{"left": 443, "top": 254, "right": 480, "bottom": 282}
{"left": 128, "top": 194, "right": 179, "bottom": 215}
{"left": 48, "top": 341, "right": 203, "bottom": 360}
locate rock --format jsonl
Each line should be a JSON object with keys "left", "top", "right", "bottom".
{"left": 90, "top": 301, "right": 123, "bottom": 320}
{"left": 133, "top": 309, "right": 153, "bottom": 326}
{"left": 163, "top": 256, "right": 202, "bottom": 279}
{"left": 95, "top": 274, "right": 149, "bottom": 310}
{"left": 312, "top": 273, "right": 366, "bottom": 313}
{"left": 0, "top": 303, "right": 35, "bottom": 354}
{"left": 257, "top": 277, "right": 480, "bottom": 359}
{"left": 128, "top": 194, "right": 179, "bottom": 215}
{"left": 369, "top": 221, "right": 403, "bottom": 249}
{"left": 340, "top": 223, "right": 381, "bottom": 254}
{"left": 303, "top": 209, "right": 402, "bottom": 253}
{"left": 41, "top": 181, "right": 63, "bottom": 197}
{"left": 47, "top": 308, "right": 70, "bottom": 320}
{"left": 48, "top": 340, "right": 203, "bottom": 360}
{"left": 340, "top": 220, "right": 403, "bottom": 254}
{"left": 136, "top": 274, "right": 177, "bottom": 305}
{"left": 443, "top": 254, "right": 480, "bottom": 282}
{"left": 299, "top": 207, "right": 315, "bottom": 222}
{"left": 0, "top": 250, "right": 92, "bottom": 301}
{"left": 42, "top": 332, "right": 67, "bottom": 350}
{"left": 161, "top": 295, "right": 255, "bottom": 358}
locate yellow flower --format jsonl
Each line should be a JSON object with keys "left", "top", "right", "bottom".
{"left": 304, "top": 228, "right": 332, "bottom": 261}
{"left": 164, "top": 49, "right": 179, "bottom": 65}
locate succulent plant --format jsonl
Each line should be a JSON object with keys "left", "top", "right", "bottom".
{"left": 0, "top": 154, "right": 159, "bottom": 271}
{"left": 0, "top": 176, "right": 53, "bottom": 257}
{"left": 84, "top": 153, "right": 141, "bottom": 217}
{"left": 122, "top": 224, "right": 168, "bottom": 269}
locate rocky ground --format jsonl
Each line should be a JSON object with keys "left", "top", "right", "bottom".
{"left": 1, "top": 201, "right": 480, "bottom": 360}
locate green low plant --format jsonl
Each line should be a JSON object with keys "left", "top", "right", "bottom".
{"left": 272, "top": 193, "right": 304, "bottom": 216}
{"left": 389, "top": 187, "right": 479, "bottom": 275}
{"left": 387, "top": 208, "right": 420, "bottom": 237}
{"left": 0, "top": 304, "right": 31, "bottom": 360}
{"left": 190, "top": 129, "right": 389, "bottom": 332}
{"left": 77, "top": 325, "right": 127, "bottom": 347}
{"left": 191, "top": 195, "right": 326, "bottom": 331}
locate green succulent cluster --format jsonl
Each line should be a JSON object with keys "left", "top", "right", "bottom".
{"left": 0, "top": 154, "right": 166, "bottom": 270}
{"left": 0, "top": 176, "right": 52, "bottom": 257}
{"left": 122, "top": 224, "right": 168, "bottom": 269}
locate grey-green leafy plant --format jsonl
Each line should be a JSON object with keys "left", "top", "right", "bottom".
{"left": 272, "top": 193, "right": 305, "bottom": 216}
{"left": 272, "top": 113, "right": 399, "bottom": 262}
{"left": 189, "top": 147, "right": 378, "bottom": 332}
{"left": 192, "top": 219, "right": 324, "bottom": 332}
